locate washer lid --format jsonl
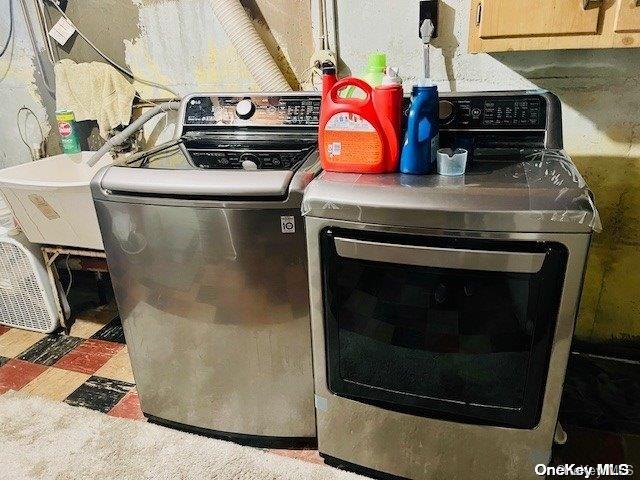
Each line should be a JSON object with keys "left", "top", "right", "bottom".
{"left": 99, "top": 166, "right": 294, "bottom": 198}
{"left": 302, "top": 150, "right": 600, "bottom": 234}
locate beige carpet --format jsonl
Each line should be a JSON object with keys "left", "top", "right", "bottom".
{"left": 0, "top": 391, "right": 365, "bottom": 480}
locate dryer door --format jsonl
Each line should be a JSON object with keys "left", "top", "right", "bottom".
{"left": 320, "top": 228, "right": 568, "bottom": 429}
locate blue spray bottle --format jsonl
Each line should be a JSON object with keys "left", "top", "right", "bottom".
{"left": 399, "top": 81, "right": 439, "bottom": 174}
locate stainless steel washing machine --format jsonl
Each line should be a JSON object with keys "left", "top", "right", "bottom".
{"left": 303, "top": 91, "right": 600, "bottom": 478}
{"left": 91, "top": 93, "right": 321, "bottom": 446}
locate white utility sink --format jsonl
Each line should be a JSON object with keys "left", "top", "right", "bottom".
{"left": 0, "top": 152, "right": 112, "bottom": 250}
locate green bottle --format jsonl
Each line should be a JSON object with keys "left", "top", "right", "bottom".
{"left": 362, "top": 52, "right": 387, "bottom": 87}
{"left": 56, "top": 110, "right": 82, "bottom": 154}
{"left": 344, "top": 52, "right": 387, "bottom": 98}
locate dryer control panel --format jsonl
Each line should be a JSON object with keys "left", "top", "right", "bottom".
{"left": 436, "top": 91, "right": 562, "bottom": 150}
{"left": 438, "top": 94, "right": 546, "bottom": 130}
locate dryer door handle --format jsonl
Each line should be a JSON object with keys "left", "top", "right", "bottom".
{"left": 334, "top": 237, "right": 546, "bottom": 274}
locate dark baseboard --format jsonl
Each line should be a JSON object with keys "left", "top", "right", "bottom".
{"left": 145, "top": 414, "right": 317, "bottom": 449}
{"left": 321, "top": 453, "right": 410, "bottom": 480}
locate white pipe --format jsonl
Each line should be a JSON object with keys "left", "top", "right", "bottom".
{"left": 310, "top": 0, "right": 338, "bottom": 59}
{"left": 86, "top": 101, "right": 180, "bottom": 167}
{"left": 317, "top": 0, "right": 327, "bottom": 50}
{"left": 211, "top": 0, "right": 291, "bottom": 91}
{"left": 34, "top": 0, "right": 56, "bottom": 64}
{"left": 324, "top": 0, "right": 338, "bottom": 60}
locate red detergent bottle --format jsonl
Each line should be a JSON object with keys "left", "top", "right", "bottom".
{"left": 319, "top": 66, "right": 402, "bottom": 173}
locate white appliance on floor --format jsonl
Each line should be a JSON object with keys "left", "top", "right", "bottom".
{"left": 0, "top": 199, "right": 58, "bottom": 333}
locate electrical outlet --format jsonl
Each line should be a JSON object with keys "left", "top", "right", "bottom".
{"left": 309, "top": 49, "right": 337, "bottom": 69}
{"left": 303, "top": 49, "right": 337, "bottom": 91}
{"left": 420, "top": 0, "right": 439, "bottom": 39}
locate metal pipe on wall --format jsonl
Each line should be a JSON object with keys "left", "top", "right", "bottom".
{"left": 311, "top": 0, "right": 338, "bottom": 59}
{"left": 18, "top": 0, "right": 55, "bottom": 96}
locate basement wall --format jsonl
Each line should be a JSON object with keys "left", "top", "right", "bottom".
{"left": 0, "top": 0, "right": 637, "bottom": 351}
{"left": 337, "top": 0, "right": 640, "bottom": 349}
{"left": 333, "top": 0, "right": 640, "bottom": 350}
{"left": 0, "top": 0, "right": 53, "bottom": 169}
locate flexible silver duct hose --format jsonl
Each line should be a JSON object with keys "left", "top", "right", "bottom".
{"left": 211, "top": 0, "right": 291, "bottom": 91}
{"left": 87, "top": 101, "right": 180, "bottom": 167}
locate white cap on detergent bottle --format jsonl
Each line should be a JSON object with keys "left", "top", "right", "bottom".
{"left": 381, "top": 67, "right": 402, "bottom": 86}
{"left": 417, "top": 78, "right": 436, "bottom": 87}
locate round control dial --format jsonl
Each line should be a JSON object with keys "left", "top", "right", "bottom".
{"left": 236, "top": 99, "right": 255, "bottom": 120}
{"left": 439, "top": 100, "right": 455, "bottom": 125}
{"left": 240, "top": 153, "right": 259, "bottom": 170}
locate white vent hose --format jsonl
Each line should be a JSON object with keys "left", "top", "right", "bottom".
{"left": 211, "top": 0, "right": 291, "bottom": 91}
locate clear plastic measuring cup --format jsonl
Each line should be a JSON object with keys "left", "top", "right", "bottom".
{"left": 437, "top": 148, "right": 468, "bottom": 176}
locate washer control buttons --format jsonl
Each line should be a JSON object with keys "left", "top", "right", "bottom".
{"left": 190, "top": 150, "right": 307, "bottom": 170}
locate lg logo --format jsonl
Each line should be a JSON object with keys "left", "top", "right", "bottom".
{"left": 280, "top": 216, "right": 295, "bottom": 234}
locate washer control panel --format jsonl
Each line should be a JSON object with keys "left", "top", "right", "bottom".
{"left": 439, "top": 94, "right": 546, "bottom": 130}
{"left": 188, "top": 149, "right": 313, "bottom": 170}
{"left": 183, "top": 94, "right": 321, "bottom": 127}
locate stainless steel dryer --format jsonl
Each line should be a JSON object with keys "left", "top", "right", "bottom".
{"left": 91, "top": 93, "right": 321, "bottom": 446}
{"left": 303, "top": 91, "right": 600, "bottom": 478}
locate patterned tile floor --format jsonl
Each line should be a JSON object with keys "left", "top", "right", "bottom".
{"left": 0, "top": 304, "right": 320, "bottom": 465}
{"left": 0, "top": 305, "right": 142, "bottom": 421}
{"left": 1, "top": 306, "right": 638, "bottom": 476}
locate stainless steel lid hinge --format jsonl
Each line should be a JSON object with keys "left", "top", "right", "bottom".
{"left": 476, "top": 3, "right": 482, "bottom": 25}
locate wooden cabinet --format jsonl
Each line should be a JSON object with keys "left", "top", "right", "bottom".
{"left": 479, "top": 0, "right": 600, "bottom": 38}
{"left": 615, "top": 0, "right": 640, "bottom": 33}
{"left": 469, "top": 0, "right": 640, "bottom": 52}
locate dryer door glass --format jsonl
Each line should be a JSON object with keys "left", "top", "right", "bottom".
{"left": 320, "top": 228, "right": 567, "bottom": 429}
